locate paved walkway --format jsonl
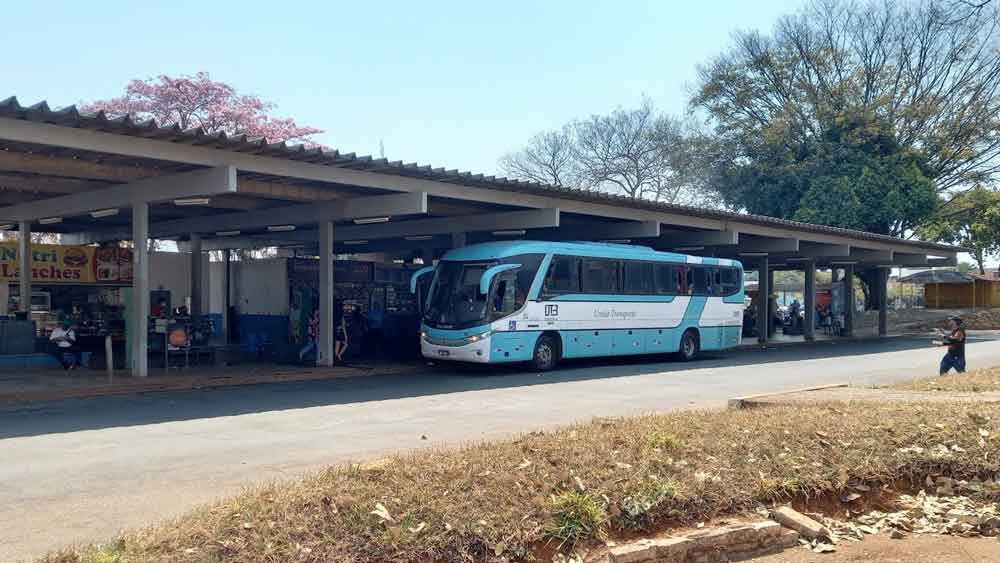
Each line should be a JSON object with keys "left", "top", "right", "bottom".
{"left": 0, "top": 362, "right": 421, "bottom": 404}
{"left": 4, "top": 334, "right": 1000, "bottom": 562}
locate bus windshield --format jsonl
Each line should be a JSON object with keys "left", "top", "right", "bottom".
{"left": 423, "top": 255, "right": 543, "bottom": 329}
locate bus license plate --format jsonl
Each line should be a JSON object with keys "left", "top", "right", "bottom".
{"left": 437, "top": 350, "right": 450, "bottom": 357}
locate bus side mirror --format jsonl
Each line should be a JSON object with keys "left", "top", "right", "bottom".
{"left": 409, "top": 266, "right": 436, "bottom": 294}
{"left": 479, "top": 264, "right": 521, "bottom": 295}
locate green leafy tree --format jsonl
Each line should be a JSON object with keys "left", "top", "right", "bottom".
{"left": 918, "top": 186, "right": 1000, "bottom": 273}
{"left": 710, "top": 110, "right": 939, "bottom": 237}
{"left": 690, "top": 0, "right": 1000, "bottom": 306}
{"left": 693, "top": 0, "right": 1000, "bottom": 200}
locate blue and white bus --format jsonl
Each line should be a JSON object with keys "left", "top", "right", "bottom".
{"left": 413, "top": 241, "right": 744, "bottom": 371}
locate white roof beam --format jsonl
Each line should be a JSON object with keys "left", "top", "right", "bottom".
{"left": 338, "top": 208, "right": 559, "bottom": 240}
{"left": 794, "top": 242, "right": 851, "bottom": 258}
{"left": 0, "top": 165, "right": 236, "bottom": 222}
{"left": 556, "top": 220, "right": 660, "bottom": 241}
{"left": 928, "top": 256, "right": 958, "bottom": 267}
{"left": 850, "top": 248, "right": 893, "bottom": 262}
{"left": 82, "top": 191, "right": 428, "bottom": 241}
{"left": 738, "top": 237, "right": 799, "bottom": 253}
{"left": 197, "top": 209, "right": 560, "bottom": 251}
{"left": 152, "top": 191, "right": 428, "bottom": 238}
{"left": 660, "top": 230, "right": 739, "bottom": 248}
{"left": 892, "top": 253, "right": 928, "bottom": 266}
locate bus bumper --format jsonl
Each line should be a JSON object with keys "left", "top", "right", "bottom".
{"left": 421, "top": 336, "right": 492, "bottom": 363}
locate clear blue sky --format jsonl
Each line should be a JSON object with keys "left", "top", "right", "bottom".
{"left": 4, "top": 0, "right": 802, "bottom": 176}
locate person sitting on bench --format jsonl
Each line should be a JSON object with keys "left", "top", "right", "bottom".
{"left": 48, "top": 321, "right": 79, "bottom": 370}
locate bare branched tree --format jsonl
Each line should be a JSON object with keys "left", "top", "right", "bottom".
{"left": 949, "top": 0, "right": 994, "bottom": 23}
{"left": 572, "top": 99, "right": 670, "bottom": 200}
{"left": 498, "top": 126, "right": 580, "bottom": 187}
{"left": 501, "top": 100, "right": 712, "bottom": 203}
{"left": 573, "top": 99, "right": 704, "bottom": 202}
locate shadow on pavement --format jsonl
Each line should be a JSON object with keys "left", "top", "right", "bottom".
{"left": 2, "top": 333, "right": 997, "bottom": 440}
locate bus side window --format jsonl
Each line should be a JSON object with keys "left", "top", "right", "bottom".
{"left": 708, "top": 268, "right": 722, "bottom": 296}
{"left": 655, "top": 264, "right": 676, "bottom": 295}
{"left": 543, "top": 257, "right": 580, "bottom": 296}
{"left": 691, "top": 266, "right": 709, "bottom": 296}
{"left": 684, "top": 267, "right": 694, "bottom": 295}
{"left": 672, "top": 265, "right": 689, "bottom": 295}
{"left": 624, "top": 261, "right": 654, "bottom": 294}
{"left": 721, "top": 267, "right": 741, "bottom": 296}
{"left": 582, "top": 259, "right": 620, "bottom": 293}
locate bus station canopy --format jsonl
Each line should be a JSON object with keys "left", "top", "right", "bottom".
{"left": 0, "top": 96, "right": 962, "bottom": 269}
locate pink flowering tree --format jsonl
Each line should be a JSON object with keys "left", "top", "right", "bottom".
{"left": 82, "top": 72, "right": 324, "bottom": 146}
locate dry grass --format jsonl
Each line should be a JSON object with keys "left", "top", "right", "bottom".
{"left": 44, "top": 402, "right": 1000, "bottom": 563}
{"left": 892, "top": 366, "right": 1000, "bottom": 393}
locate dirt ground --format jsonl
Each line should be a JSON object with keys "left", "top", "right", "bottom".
{"left": 749, "top": 534, "right": 1000, "bottom": 562}
{"left": 747, "top": 386, "right": 1000, "bottom": 406}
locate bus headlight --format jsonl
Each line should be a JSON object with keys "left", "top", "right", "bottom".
{"left": 420, "top": 330, "right": 428, "bottom": 339}
{"left": 465, "top": 330, "right": 492, "bottom": 344}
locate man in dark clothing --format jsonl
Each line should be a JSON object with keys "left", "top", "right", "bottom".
{"left": 939, "top": 316, "right": 967, "bottom": 375}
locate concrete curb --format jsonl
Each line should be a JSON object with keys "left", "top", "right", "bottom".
{"left": 608, "top": 520, "right": 799, "bottom": 563}
{"left": 728, "top": 383, "right": 849, "bottom": 409}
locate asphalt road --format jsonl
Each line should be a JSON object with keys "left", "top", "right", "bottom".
{"left": 4, "top": 334, "right": 1000, "bottom": 562}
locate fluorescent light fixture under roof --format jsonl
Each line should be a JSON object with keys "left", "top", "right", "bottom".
{"left": 343, "top": 240, "right": 368, "bottom": 245}
{"left": 215, "top": 230, "right": 241, "bottom": 237}
{"left": 267, "top": 225, "right": 296, "bottom": 232}
{"left": 404, "top": 235, "right": 434, "bottom": 241}
{"left": 38, "top": 217, "right": 63, "bottom": 225}
{"left": 90, "top": 208, "right": 120, "bottom": 218}
{"left": 675, "top": 246, "right": 705, "bottom": 252}
{"left": 492, "top": 229, "right": 526, "bottom": 236}
{"left": 602, "top": 239, "right": 632, "bottom": 244}
{"left": 174, "top": 197, "right": 211, "bottom": 206}
{"left": 0, "top": 224, "right": 13, "bottom": 230}
{"left": 353, "top": 216, "right": 390, "bottom": 225}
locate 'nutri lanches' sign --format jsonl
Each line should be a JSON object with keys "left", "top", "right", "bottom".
{"left": 0, "top": 243, "right": 133, "bottom": 284}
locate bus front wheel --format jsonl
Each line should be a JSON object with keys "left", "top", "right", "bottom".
{"left": 531, "top": 335, "right": 559, "bottom": 372}
{"left": 677, "top": 329, "right": 700, "bottom": 362}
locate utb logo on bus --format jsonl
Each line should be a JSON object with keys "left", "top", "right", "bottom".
{"left": 545, "top": 304, "right": 559, "bottom": 317}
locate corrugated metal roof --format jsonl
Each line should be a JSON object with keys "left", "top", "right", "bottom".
{"left": 898, "top": 270, "right": 974, "bottom": 284}
{"left": 0, "top": 96, "right": 962, "bottom": 253}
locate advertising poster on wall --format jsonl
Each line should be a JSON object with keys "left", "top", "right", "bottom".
{"left": 0, "top": 243, "right": 133, "bottom": 284}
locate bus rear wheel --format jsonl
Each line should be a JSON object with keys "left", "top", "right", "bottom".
{"left": 531, "top": 335, "right": 559, "bottom": 372}
{"left": 677, "top": 329, "right": 700, "bottom": 362}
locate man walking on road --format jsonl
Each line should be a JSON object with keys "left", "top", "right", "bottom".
{"left": 939, "top": 316, "right": 967, "bottom": 375}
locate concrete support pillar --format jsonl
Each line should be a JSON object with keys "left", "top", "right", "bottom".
{"left": 803, "top": 260, "right": 816, "bottom": 341}
{"left": 17, "top": 221, "right": 30, "bottom": 314}
{"left": 317, "top": 221, "right": 335, "bottom": 366}
{"left": 878, "top": 267, "right": 889, "bottom": 337}
{"left": 843, "top": 264, "right": 855, "bottom": 338}
{"left": 223, "top": 249, "right": 231, "bottom": 344}
{"left": 189, "top": 234, "right": 202, "bottom": 317}
{"left": 131, "top": 203, "right": 150, "bottom": 377}
{"left": 451, "top": 232, "right": 467, "bottom": 248}
{"left": 757, "top": 256, "right": 769, "bottom": 345}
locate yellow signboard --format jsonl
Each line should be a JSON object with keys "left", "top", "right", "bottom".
{"left": 0, "top": 243, "right": 133, "bottom": 284}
